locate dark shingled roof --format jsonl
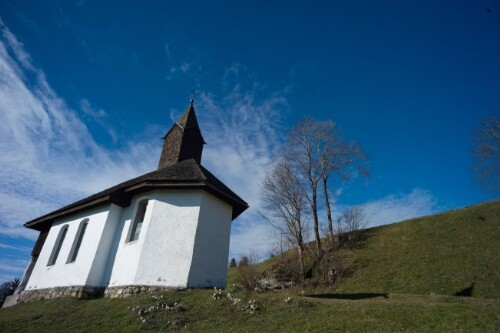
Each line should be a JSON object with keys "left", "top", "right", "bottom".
{"left": 25, "top": 159, "right": 248, "bottom": 231}
{"left": 177, "top": 101, "right": 202, "bottom": 130}
{"left": 158, "top": 103, "right": 206, "bottom": 169}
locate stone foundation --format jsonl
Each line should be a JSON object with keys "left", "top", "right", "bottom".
{"left": 19, "top": 286, "right": 104, "bottom": 302}
{"left": 17, "top": 285, "right": 180, "bottom": 303}
{"left": 104, "top": 285, "right": 176, "bottom": 298}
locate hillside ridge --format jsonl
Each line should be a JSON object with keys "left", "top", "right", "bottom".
{"left": 1, "top": 200, "right": 499, "bottom": 332}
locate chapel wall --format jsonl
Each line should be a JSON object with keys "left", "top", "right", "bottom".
{"left": 105, "top": 194, "right": 154, "bottom": 287}
{"left": 24, "top": 205, "right": 112, "bottom": 290}
{"left": 133, "top": 190, "right": 203, "bottom": 287}
{"left": 187, "top": 191, "right": 233, "bottom": 288}
{"left": 86, "top": 204, "right": 124, "bottom": 286}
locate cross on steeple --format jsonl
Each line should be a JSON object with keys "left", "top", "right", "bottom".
{"left": 190, "top": 90, "right": 197, "bottom": 106}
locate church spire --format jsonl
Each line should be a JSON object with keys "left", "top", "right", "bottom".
{"left": 158, "top": 100, "right": 205, "bottom": 169}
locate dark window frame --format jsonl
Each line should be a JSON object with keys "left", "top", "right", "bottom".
{"left": 128, "top": 199, "right": 149, "bottom": 242}
{"left": 67, "top": 219, "right": 89, "bottom": 263}
{"left": 47, "top": 225, "right": 69, "bottom": 266}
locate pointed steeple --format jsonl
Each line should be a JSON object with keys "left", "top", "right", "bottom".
{"left": 158, "top": 100, "right": 206, "bottom": 169}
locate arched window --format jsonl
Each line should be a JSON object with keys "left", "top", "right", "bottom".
{"left": 67, "top": 219, "right": 89, "bottom": 263}
{"left": 128, "top": 199, "right": 149, "bottom": 242}
{"left": 47, "top": 225, "right": 69, "bottom": 266}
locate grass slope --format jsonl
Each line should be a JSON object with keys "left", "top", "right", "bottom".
{"left": 0, "top": 290, "right": 498, "bottom": 333}
{"left": 333, "top": 200, "right": 500, "bottom": 298}
{"left": 0, "top": 200, "right": 499, "bottom": 332}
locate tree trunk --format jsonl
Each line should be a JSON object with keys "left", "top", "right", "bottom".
{"left": 311, "top": 187, "right": 322, "bottom": 258}
{"left": 297, "top": 243, "right": 305, "bottom": 282}
{"left": 322, "top": 176, "right": 334, "bottom": 248}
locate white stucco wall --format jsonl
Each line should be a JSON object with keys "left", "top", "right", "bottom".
{"left": 106, "top": 194, "right": 155, "bottom": 287}
{"left": 110, "top": 190, "right": 203, "bottom": 287}
{"left": 25, "top": 188, "right": 236, "bottom": 291}
{"left": 25, "top": 205, "right": 114, "bottom": 290}
{"left": 86, "top": 204, "right": 123, "bottom": 286}
{"left": 187, "top": 192, "right": 233, "bottom": 288}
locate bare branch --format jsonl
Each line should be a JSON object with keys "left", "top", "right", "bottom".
{"left": 260, "top": 159, "right": 309, "bottom": 280}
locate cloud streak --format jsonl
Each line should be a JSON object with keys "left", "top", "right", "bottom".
{"left": 0, "top": 242, "right": 31, "bottom": 251}
{"left": 0, "top": 19, "right": 441, "bottom": 269}
{"left": 230, "top": 188, "right": 439, "bottom": 257}
{"left": 164, "top": 42, "right": 202, "bottom": 80}
{"left": 0, "top": 19, "right": 287, "bottom": 263}
{"left": 0, "top": 19, "right": 158, "bottom": 239}
{"left": 0, "top": 258, "right": 29, "bottom": 274}
{"left": 197, "top": 86, "right": 287, "bottom": 258}
{"left": 360, "top": 188, "right": 438, "bottom": 227}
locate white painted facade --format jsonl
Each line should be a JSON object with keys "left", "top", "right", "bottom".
{"left": 26, "top": 205, "right": 117, "bottom": 290}
{"left": 25, "top": 189, "right": 233, "bottom": 291}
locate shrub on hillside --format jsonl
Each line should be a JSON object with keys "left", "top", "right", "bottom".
{"left": 338, "top": 207, "right": 368, "bottom": 249}
{"left": 270, "top": 252, "right": 304, "bottom": 285}
{"left": 314, "top": 251, "right": 353, "bottom": 285}
{"left": 238, "top": 256, "right": 249, "bottom": 267}
{"left": 236, "top": 254, "right": 261, "bottom": 290}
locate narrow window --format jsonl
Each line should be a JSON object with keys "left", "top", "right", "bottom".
{"left": 67, "top": 219, "right": 88, "bottom": 263}
{"left": 47, "top": 225, "right": 68, "bottom": 266}
{"left": 128, "top": 200, "right": 148, "bottom": 242}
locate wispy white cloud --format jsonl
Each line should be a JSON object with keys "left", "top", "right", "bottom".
{"left": 0, "top": 258, "right": 29, "bottom": 274}
{"left": 359, "top": 188, "right": 438, "bottom": 227}
{"left": 0, "top": 19, "right": 158, "bottom": 239}
{"left": 196, "top": 82, "right": 287, "bottom": 258}
{"left": 200, "top": 90, "right": 286, "bottom": 211}
{"left": 80, "top": 98, "right": 107, "bottom": 118}
{"left": 229, "top": 222, "right": 276, "bottom": 259}
{"left": 164, "top": 42, "right": 173, "bottom": 62}
{"left": 193, "top": 67, "right": 439, "bottom": 258}
{"left": 229, "top": 188, "right": 438, "bottom": 258}
{"left": 0, "top": 19, "right": 441, "bottom": 270}
{"left": 0, "top": 242, "right": 31, "bottom": 251}
{"left": 79, "top": 98, "right": 119, "bottom": 143}
{"left": 164, "top": 41, "right": 202, "bottom": 80}
{"left": 0, "top": 20, "right": 286, "bottom": 263}
{"left": 169, "top": 61, "right": 192, "bottom": 74}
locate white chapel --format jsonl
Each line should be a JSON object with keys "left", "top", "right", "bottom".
{"left": 14, "top": 100, "right": 248, "bottom": 302}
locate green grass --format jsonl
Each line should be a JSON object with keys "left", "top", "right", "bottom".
{"left": 1, "top": 200, "right": 499, "bottom": 332}
{"left": 333, "top": 200, "right": 500, "bottom": 298}
{"left": 1, "top": 289, "right": 498, "bottom": 332}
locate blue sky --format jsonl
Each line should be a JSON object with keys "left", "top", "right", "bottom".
{"left": 0, "top": 0, "right": 498, "bottom": 283}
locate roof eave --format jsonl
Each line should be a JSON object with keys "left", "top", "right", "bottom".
{"left": 24, "top": 196, "right": 113, "bottom": 231}
{"left": 24, "top": 180, "right": 248, "bottom": 230}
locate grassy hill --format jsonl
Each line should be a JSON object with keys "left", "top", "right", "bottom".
{"left": 331, "top": 200, "right": 500, "bottom": 298}
{"left": 0, "top": 200, "right": 499, "bottom": 332}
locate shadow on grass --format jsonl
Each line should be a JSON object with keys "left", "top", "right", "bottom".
{"left": 305, "top": 293, "right": 389, "bottom": 300}
{"left": 454, "top": 283, "right": 475, "bottom": 297}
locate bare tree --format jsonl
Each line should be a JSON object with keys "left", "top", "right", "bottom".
{"left": 339, "top": 207, "right": 367, "bottom": 248}
{"left": 285, "top": 118, "right": 368, "bottom": 255}
{"left": 317, "top": 121, "right": 368, "bottom": 247}
{"left": 474, "top": 116, "right": 500, "bottom": 195}
{"left": 284, "top": 118, "right": 324, "bottom": 258}
{"left": 261, "top": 160, "right": 309, "bottom": 281}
